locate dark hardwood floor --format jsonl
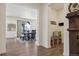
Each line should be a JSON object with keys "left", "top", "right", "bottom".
{"left": 1, "top": 38, "right": 63, "bottom": 56}
{"left": 38, "top": 44, "right": 63, "bottom": 56}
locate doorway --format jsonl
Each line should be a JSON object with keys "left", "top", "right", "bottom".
{"left": 48, "top": 3, "right": 64, "bottom": 55}
{"left": 5, "top": 3, "right": 39, "bottom": 56}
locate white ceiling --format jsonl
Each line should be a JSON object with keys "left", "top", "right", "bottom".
{"left": 13, "top": 3, "right": 41, "bottom": 9}
{"left": 6, "top": 3, "right": 64, "bottom": 19}
{"left": 6, "top": 3, "right": 64, "bottom": 10}
{"left": 6, "top": 3, "right": 38, "bottom": 19}
{"left": 49, "top": 3, "right": 64, "bottom": 11}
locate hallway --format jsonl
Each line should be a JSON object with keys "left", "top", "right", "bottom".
{"left": 2, "top": 38, "right": 63, "bottom": 56}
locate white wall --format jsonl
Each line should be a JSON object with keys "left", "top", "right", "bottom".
{"left": 38, "top": 4, "right": 43, "bottom": 46}
{"left": 6, "top": 17, "right": 17, "bottom": 38}
{"left": 57, "top": 9, "right": 64, "bottom": 43}
{"left": 42, "top": 4, "right": 49, "bottom": 48}
{"left": 38, "top": 4, "right": 49, "bottom": 48}
{"left": 63, "top": 3, "right": 69, "bottom": 56}
{"left": 0, "top": 4, "right": 6, "bottom": 54}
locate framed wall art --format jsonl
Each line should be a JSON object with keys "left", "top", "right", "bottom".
{"left": 50, "top": 21, "right": 56, "bottom": 25}
{"left": 7, "top": 24, "right": 16, "bottom": 31}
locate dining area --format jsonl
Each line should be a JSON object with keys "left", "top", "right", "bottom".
{"left": 20, "top": 30, "right": 36, "bottom": 41}
{"left": 17, "top": 20, "right": 37, "bottom": 41}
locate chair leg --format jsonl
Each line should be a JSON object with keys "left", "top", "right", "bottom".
{"left": 53, "top": 39, "right": 54, "bottom": 47}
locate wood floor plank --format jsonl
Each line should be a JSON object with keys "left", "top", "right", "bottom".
{"left": 1, "top": 38, "right": 63, "bottom": 56}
